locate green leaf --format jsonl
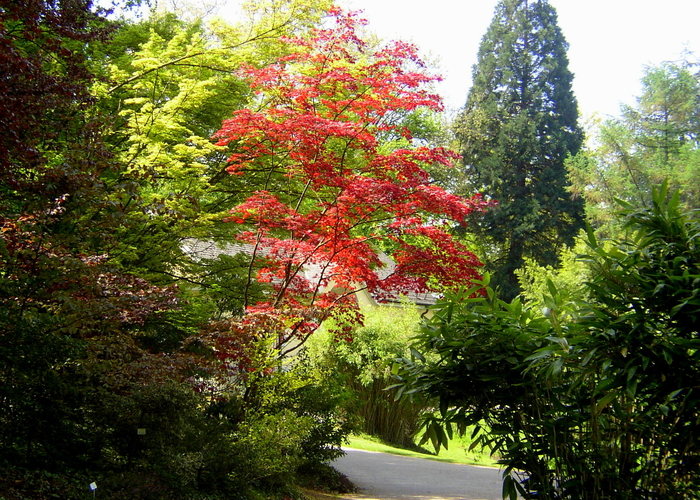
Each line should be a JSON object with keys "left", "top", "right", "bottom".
{"left": 594, "top": 391, "right": 618, "bottom": 413}
{"left": 410, "top": 347, "right": 425, "bottom": 362}
{"left": 502, "top": 473, "right": 518, "bottom": 500}
{"left": 668, "top": 388, "right": 684, "bottom": 400}
{"left": 439, "top": 398, "right": 448, "bottom": 417}
{"left": 546, "top": 278, "right": 559, "bottom": 299}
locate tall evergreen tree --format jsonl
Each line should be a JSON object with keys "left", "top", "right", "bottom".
{"left": 454, "top": 0, "right": 583, "bottom": 299}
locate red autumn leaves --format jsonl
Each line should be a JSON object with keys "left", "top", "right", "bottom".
{"left": 213, "top": 8, "right": 490, "bottom": 353}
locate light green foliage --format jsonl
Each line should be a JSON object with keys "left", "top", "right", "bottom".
{"left": 397, "top": 184, "right": 700, "bottom": 499}
{"left": 568, "top": 61, "right": 700, "bottom": 234}
{"left": 105, "top": 1, "right": 329, "bottom": 176}
{"left": 231, "top": 410, "right": 314, "bottom": 485}
{"left": 252, "top": 353, "right": 351, "bottom": 464}
{"left": 404, "top": 109, "right": 470, "bottom": 192}
{"left": 309, "top": 303, "right": 427, "bottom": 448}
{"left": 516, "top": 234, "right": 591, "bottom": 310}
{"left": 328, "top": 303, "right": 421, "bottom": 386}
{"left": 96, "top": 1, "right": 331, "bottom": 283}
{"left": 623, "top": 63, "right": 700, "bottom": 170}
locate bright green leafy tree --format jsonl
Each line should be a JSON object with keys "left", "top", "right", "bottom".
{"left": 568, "top": 61, "right": 700, "bottom": 234}
{"left": 96, "top": 0, "right": 331, "bottom": 310}
{"left": 454, "top": 0, "right": 584, "bottom": 300}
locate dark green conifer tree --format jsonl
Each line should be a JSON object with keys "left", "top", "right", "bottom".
{"left": 455, "top": 0, "right": 583, "bottom": 299}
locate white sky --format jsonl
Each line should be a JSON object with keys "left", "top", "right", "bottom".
{"left": 339, "top": 0, "right": 700, "bottom": 120}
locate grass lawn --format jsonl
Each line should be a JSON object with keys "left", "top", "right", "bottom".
{"left": 346, "top": 432, "right": 497, "bottom": 467}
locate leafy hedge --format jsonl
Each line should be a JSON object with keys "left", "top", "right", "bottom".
{"left": 397, "top": 185, "right": 699, "bottom": 499}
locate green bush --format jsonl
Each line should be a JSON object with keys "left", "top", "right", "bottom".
{"left": 397, "top": 184, "right": 700, "bottom": 499}
{"left": 244, "top": 352, "right": 352, "bottom": 466}
{"left": 309, "top": 303, "right": 429, "bottom": 448}
{"left": 230, "top": 410, "right": 313, "bottom": 487}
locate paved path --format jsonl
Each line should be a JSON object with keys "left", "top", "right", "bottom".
{"left": 332, "top": 448, "right": 504, "bottom": 500}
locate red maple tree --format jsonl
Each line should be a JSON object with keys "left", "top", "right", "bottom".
{"left": 213, "top": 8, "right": 490, "bottom": 357}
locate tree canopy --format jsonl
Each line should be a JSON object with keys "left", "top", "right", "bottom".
{"left": 454, "top": 0, "right": 584, "bottom": 300}
{"left": 214, "top": 8, "right": 489, "bottom": 355}
{"left": 568, "top": 61, "right": 700, "bottom": 234}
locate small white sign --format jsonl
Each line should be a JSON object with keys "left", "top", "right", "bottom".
{"left": 89, "top": 482, "right": 97, "bottom": 491}
{"left": 137, "top": 428, "right": 146, "bottom": 435}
